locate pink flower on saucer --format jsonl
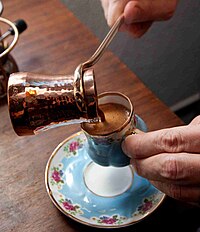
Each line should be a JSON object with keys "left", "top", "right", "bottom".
{"left": 102, "top": 217, "right": 117, "bottom": 224}
{"left": 59, "top": 198, "right": 83, "bottom": 216}
{"left": 52, "top": 170, "right": 61, "bottom": 182}
{"left": 63, "top": 201, "right": 75, "bottom": 211}
{"left": 64, "top": 138, "right": 84, "bottom": 157}
{"left": 50, "top": 167, "right": 64, "bottom": 188}
{"left": 69, "top": 141, "right": 80, "bottom": 152}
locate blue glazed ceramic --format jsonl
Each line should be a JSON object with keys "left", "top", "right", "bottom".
{"left": 45, "top": 123, "right": 165, "bottom": 228}
{"left": 81, "top": 92, "right": 148, "bottom": 167}
{"left": 83, "top": 115, "right": 147, "bottom": 167}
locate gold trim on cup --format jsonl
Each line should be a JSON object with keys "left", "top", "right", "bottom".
{"left": 81, "top": 91, "right": 134, "bottom": 137}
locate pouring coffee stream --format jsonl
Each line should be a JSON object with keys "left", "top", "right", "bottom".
{"left": 8, "top": 15, "right": 124, "bottom": 135}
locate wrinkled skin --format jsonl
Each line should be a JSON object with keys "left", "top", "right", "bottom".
{"left": 122, "top": 116, "right": 200, "bottom": 205}
{"left": 101, "top": 0, "right": 200, "bottom": 205}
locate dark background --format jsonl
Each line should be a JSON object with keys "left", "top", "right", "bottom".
{"left": 61, "top": 0, "right": 200, "bottom": 124}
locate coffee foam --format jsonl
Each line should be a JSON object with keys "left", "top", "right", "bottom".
{"left": 82, "top": 103, "right": 130, "bottom": 135}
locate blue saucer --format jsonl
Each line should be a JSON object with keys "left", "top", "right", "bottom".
{"left": 45, "top": 130, "right": 165, "bottom": 228}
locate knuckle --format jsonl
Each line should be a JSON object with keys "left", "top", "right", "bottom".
{"left": 161, "top": 156, "right": 179, "bottom": 180}
{"left": 157, "top": 130, "right": 184, "bottom": 153}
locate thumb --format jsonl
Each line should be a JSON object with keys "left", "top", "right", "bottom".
{"left": 122, "top": 125, "right": 200, "bottom": 159}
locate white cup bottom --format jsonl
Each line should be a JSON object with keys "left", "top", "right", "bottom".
{"left": 83, "top": 162, "right": 134, "bottom": 198}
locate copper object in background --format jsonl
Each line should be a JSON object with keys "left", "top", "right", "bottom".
{"left": 8, "top": 69, "right": 100, "bottom": 136}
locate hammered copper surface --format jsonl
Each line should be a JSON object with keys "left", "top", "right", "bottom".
{"left": 8, "top": 70, "right": 99, "bottom": 135}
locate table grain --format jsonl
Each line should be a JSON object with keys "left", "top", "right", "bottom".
{"left": 2, "top": 1, "right": 199, "bottom": 232}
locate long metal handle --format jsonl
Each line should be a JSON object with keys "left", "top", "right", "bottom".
{"left": 74, "top": 15, "right": 124, "bottom": 112}
{"left": 83, "top": 14, "right": 124, "bottom": 69}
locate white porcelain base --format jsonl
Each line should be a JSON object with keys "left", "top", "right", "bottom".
{"left": 84, "top": 162, "right": 133, "bottom": 197}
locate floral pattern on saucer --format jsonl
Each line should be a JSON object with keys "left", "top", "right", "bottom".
{"left": 50, "top": 164, "right": 64, "bottom": 190}
{"left": 46, "top": 118, "right": 165, "bottom": 228}
{"left": 134, "top": 192, "right": 163, "bottom": 217}
{"left": 91, "top": 215, "right": 127, "bottom": 225}
{"left": 59, "top": 197, "right": 83, "bottom": 216}
{"left": 63, "top": 137, "right": 85, "bottom": 157}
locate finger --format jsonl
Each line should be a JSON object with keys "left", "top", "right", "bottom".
{"left": 123, "top": 21, "right": 153, "bottom": 38}
{"left": 131, "top": 153, "right": 200, "bottom": 185}
{"left": 123, "top": 125, "right": 200, "bottom": 159}
{"left": 100, "top": 0, "right": 109, "bottom": 20}
{"left": 151, "top": 180, "right": 200, "bottom": 203}
{"left": 107, "top": 0, "right": 130, "bottom": 26}
{"left": 190, "top": 115, "right": 200, "bottom": 126}
{"left": 133, "top": 128, "right": 145, "bottom": 134}
{"left": 124, "top": 0, "right": 178, "bottom": 23}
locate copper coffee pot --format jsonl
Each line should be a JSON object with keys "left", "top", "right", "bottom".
{"left": 0, "top": 0, "right": 27, "bottom": 99}
{"left": 8, "top": 15, "right": 124, "bottom": 136}
{"left": 8, "top": 69, "right": 100, "bottom": 136}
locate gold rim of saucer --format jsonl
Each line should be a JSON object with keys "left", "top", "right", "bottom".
{"left": 45, "top": 131, "right": 166, "bottom": 228}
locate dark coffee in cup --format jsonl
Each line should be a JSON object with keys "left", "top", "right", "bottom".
{"left": 82, "top": 103, "right": 130, "bottom": 135}
{"left": 81, "top": 92, "right": 135, "bottom": 167}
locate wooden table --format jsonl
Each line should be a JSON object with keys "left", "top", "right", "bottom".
{"left": 1, "top": 1, "right": 199, "bottom": 231}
